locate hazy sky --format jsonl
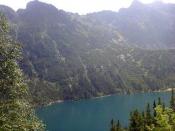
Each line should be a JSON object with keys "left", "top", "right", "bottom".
{"left": 0, "top": 0, "right": 175, "bottom": 14}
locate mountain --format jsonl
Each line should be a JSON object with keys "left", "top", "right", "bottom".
{"left": 0, "top": 0, "right": 175, "bottom": 105}
{"left": 87, "top": 0, "right": 175, "bottom": 49}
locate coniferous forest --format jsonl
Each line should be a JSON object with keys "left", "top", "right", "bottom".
{"left": 110, "top": 88, "right": 175, "bottom": 131}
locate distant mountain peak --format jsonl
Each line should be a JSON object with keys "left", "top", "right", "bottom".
{"left": 151, "top": 0, "right": 164, "bottom": 6}
{"left": 23, "top": 0, "right": 59, "bottom": 17}
{"left": 26, "top": 0, "right": 58, "bottom": 12}
{"left": 131, "top": 0, "right": 164, "bottom": 7}
{"left": 0, "top": 5, "right": 16, "bottom": 21}
{"left": 130, "top": 0, "right": 144, "bottom": 7}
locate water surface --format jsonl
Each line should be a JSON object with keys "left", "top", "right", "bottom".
{"left": 37, "top": 92, "right": 170, "bottom": 131}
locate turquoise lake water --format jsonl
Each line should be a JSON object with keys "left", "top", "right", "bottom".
{"left": 37, "top": 92, "right": 171, "bottom": 131}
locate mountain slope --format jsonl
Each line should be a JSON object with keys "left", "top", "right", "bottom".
{"left": 87, "top": 0, "right": 175, "bottom": 49}
{"left": 1, "top": 1, "right": 175, "bottom": 105}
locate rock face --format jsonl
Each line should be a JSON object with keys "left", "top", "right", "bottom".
{"left": 87, "top": 0, "right": 175, "bottom": 49}
{"left": 1, "top": 0, "right": 175, "bottom": 105}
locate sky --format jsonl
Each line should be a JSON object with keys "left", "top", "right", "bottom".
{"left": 0, "top": 0, "right": 175, "bottom": 14}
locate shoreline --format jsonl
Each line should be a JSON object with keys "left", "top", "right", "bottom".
{"left": 45, "top": 94, "right": 113, "bottom": 107}
{"left": 46, "top": 100, "right": 64, "bottom": 106}
{"left": 45, "top": 88, "right": 173, "bottom": 107}
{"left": 154, "top": 88, "right": 172, "bottom": 93}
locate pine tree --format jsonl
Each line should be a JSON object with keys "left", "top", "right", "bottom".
{"left": 141, "top": 111, "right": 145, "bottom": 118}
{"left": 162, "top": 103, "right": 165, "bottom": 112}
{"left": 145, "top": 103, "right": 153, "bottom": 130}
{"left": 110, "top": 119, "right": 116, "bottom": 131}
{"left": 116, "top": 120, "right": 121, "bottom": 131}
{"left": 170, "top": 87, "right": 175, "bottom": 109}
{"left": 0, "top": 13, "right": 44, "bottom": 130}
{"left": 153, "top": 100, "right": 157, "bottom": 117}
{"left": 129, "top": 110, "right": 144, "bottom": 131}
{"left": 158, "top": 97, "right": 162, "bottom": 105}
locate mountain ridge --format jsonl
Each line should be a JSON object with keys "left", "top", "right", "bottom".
{"left": 0, "top": 1, "right": 175, "bottom": 105}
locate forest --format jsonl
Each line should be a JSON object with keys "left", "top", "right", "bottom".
{"left": 110, "top": 89, "right": 175, "bottom": 131}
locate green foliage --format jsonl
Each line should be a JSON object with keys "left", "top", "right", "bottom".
{"left": 158, "top": 97, "right": 162, "bottom": 106}
{"left": 110, "top": 119, "right": 124, "bottom": 131}
{"left": 154, "top": 105, "right": 175, "bottom": 130}
{"left": 0, "top": 13, "right": 44, "bottom": 130}
{"left": 129, "top": 110, "right": 144, "bottom": 131}
{"left": 110, "top": 92, "right": 175, "bottom": 131}
{"left": 153, "top": 100, "right": 157, "bottom": 117}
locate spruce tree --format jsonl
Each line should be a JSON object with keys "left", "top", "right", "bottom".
{"left": 145, "top": 103, "right": 153, "bottom": 129}
{"left": 110, "top": 119, "right": 116, "bottom": 131}
{"left": 129, "top": 110, "right": 144, "bottom": 131}
{"left": 0, "top": 13, "right": 44, "bottom": 130}
{"left": 170, "top": 87, "right": 175, "bottom": 109}
{"left": 158, "top": 97, "right": 162, "bottom": 105}
{"left": 116, "top": 120, "right": 121, "bottom": 131}
{"left": 153, "top": 100, "right": 157, "bottom": 117}
{"left": 162, "top": 103, "right": 165, "bottom": 112}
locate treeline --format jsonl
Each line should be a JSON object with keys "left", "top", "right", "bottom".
{"left": 110, "top": 89, "right": 175, "bottom": 131}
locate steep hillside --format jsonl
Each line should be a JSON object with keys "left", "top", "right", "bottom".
{"left": 87, "top": 0, "right": 175, "bottom": 49}
{"left": 0, "top": 0, "right": 175, "bottom": 105}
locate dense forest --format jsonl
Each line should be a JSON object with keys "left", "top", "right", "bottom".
{"left": 110, "top": 88, "right": 175, "bottom": 131}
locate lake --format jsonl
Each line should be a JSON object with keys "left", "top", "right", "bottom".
{"left": 37, "top": 92, "right": 171, "bottom": 131}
